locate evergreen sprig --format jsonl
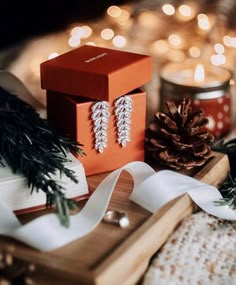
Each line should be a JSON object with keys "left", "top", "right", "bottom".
{"left": 212, "top": 137, "right": 236, "bottom": 178}
{"left": 215, "top": 173, "right": 236, "bottom": 210}
{"left": 213, "top": 137, "right": 236, "bottom": 210}
{"left": 0, "top": 87, "right": 85, "bottom": 227}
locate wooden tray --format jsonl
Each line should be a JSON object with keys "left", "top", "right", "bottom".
{"left": 0, "top": 152, "right": 230, "bottom": 285}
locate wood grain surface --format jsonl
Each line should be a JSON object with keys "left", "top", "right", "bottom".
{"left": 0, "top": 152, "right": 230, "bottom": 285}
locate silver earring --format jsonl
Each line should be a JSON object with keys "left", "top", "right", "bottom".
{"left": 114, "top": 95, "right": 133, "bottom": 148}
{"left": 91, "top": 101, "right": 110, "bottom": 153}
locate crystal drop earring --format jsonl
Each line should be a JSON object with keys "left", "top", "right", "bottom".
{"left": 114, "top": 95, "right": 133, "bottom": 147}
{"left": 91, "top": 101, "right": 110, "bottom": 153}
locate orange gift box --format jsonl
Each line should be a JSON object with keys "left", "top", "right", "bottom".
{"left": 41, "top": 45, "right": 152, "bottom": 101}
{"left": 47, "top": 89, "right": 146, "bottom": 176}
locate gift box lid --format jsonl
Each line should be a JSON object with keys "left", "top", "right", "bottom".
{"left": 40, "top": 45, "right": 152, "bottom": 101}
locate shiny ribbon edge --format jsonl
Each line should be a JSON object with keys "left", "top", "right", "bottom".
{"left": 0, "top": 161, "right": 236, "bottom": 252}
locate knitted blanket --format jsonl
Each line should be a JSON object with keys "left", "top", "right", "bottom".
{"left": 142, "top": 211, "right": 236, "bottom": 285}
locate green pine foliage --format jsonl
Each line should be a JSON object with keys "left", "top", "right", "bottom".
{"left": 215, "top": 173, "right": 236, "bottom": 210}
{"left": 0, "top": 87, "right": 85, "bottom": 227}
{"left": 213, "top": 138, "right": 236, "bottom": 210}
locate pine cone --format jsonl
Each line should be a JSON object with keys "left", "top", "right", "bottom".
{"left": 145, "top": 98, "right": 214, "bottom": 170}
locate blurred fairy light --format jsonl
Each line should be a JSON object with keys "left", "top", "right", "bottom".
{"left": 179, "top": 5, "right": 192, "bottom": 17}
{"left": 168, "top": 34, "right": 182, "bottom": 47}
{"left": 112, "top": 35, "right": 126, "bottom": 47}
{"left": 167, "top": 50, "right": 185, "bottom": 62}
{"left": 68, "top": 36, "right": 81, "bottom": 47}
{"left": 101, "top": 28, "right": 114, "bottom": 40}
{"left": 107, "top": 5, "right": 122, "bottom": 17}
{"left": 231, "top": 38, "right": 236, "bottom": 48}
{"left": 71, "top": 26, "right": 84, "bottom": 37}
{"left": 48, "top": 52, "right": 59, "bottom": 60}
{"left": 211, "top": 54, "right": 226, "bottom": 65}
{"left": 149, "top": 40, "right": 169, "bottom": 56}
{"left": 137, "top": 11, "right": 159, "bottom": 28}
{"left": 115, "top": 9, "right": 132, "bottom": 29}
{"left": 85, "top": 42, "right": 96, "bottom": 46}
{"left": 176, "top": 3, "right": 197, "bottom": 22}
{"left": 223, "top": 35, "right": 232, "bottom": 47}
{"left": 230, "top": 79, "right": 235, "bottom": 87}
{"left": 6, "top": 0, "right": 236, "bottom": 123}
{"left": 162, "top": 4, "right": 175, "bottom": 16}
{"left": 107, "top": 6, "right": 132, "bottom": 28}
{"left": 80, "top": 26, "right": 93, "bottom": 38}
{"left": 117, "top": 9, "right": 130, "bottom": 22}
{"left": 197, "top": 14, "right": 210, "bottom": 30}
{"left": 214, "top": 43, "right": 224, "bottom": 54}
{"left": 71, "top": 25, "right": 92, "bottom": 39}
{"left": 119, "top": 18, "right": 133, "bottom": 29}
{"left": 11, "top": 0, "right": 236, "bottom": 108}
{"left": 138, "top": 11, "right": 159, "bottom": 28}
{"left": 188, "top": 46, "right": 201, "bottom": 58}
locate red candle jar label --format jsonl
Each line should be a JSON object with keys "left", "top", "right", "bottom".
{"left": 191, "top": 92, "right": 231, "bottom": 138}
{"left": 159, "top": 61, "right": 233, "bottom": 139}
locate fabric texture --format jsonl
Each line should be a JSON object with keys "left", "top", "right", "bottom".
{"left": 142, "top": 211, "right": 236, "bottom": 285}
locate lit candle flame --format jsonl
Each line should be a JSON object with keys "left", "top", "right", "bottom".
{"left": 194, "top": 64, "right": 205, "bottom": 82}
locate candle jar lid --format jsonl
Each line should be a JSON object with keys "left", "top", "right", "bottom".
{"left": 160, "top": 61, "right": 232, "bottom": 99}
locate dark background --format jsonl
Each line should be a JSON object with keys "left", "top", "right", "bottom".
{"left": 0, "top": 0, "right": 132, "bottom": 50}
{"left": 1, "top": 0, "right": 236, "bottom": 51}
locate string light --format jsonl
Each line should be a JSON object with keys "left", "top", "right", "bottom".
{"left": 188, "top": 46, "right": 201, "bottom": 58}
{"left": 101, "top": 28, "right": 114, "bottom": 40}
{"left": 71, "top": 25, "right": 92, "bottom": 39}
{"left": 149, "top": 40, "right": 169, "bottom": 55}
{"left": 214, "top": 43, "right": 224, "bottom": 54}
{"left": 11, "top": 0, "right": 236, "bottom": 108}
{"left": 167, "top": 50, "right": 185, "bottom": 62}
{"left": 112, "top": 35, "right": 126, "bottom": 47}
{"left": 179, "top": 5, "right": 192, "bottom": 17}
{"left": 107, "top": 5, "right": 122, "bottom": 17}
{"left": 119, "top": 18, "right": 133, "bottom": 29}
{"left": 211, "top": 54, "right": 226, "bottom": 65}
{"left": 231, "top": 38, "right": 236, "bottom": 48}
{"left": 68, "top": 36, "right": 81, "bottom": 47}
{"left": 117, "top": 9, "right": 130, "bottom": 22}
{"left": 197, "top": 14, "right": 210, "bottom": 30}
{"left": 80, "top": 26, "right": 92, "bottom": 38}
{"left": 168, "top": 34, "right": 182, "bottom": 47}
{"left": 48, "top": 52, "right": 59, "bottom": 60}
{"left": 176, "top": 4, "right": 197, "bottom": 22}
{"left": 85, "top": 42, "right": 96, "bottom": 46}
{"left": 223, "top": 35, "right": 232, "bottom": 47}
{"left": 138, "top": 11, "right": 159, "bottom": 28}
{"left": 71, "top": 27, "right": 84, "bottom": 37}
{"left": 162, "top": 4, "right": 175, "bottom": 16}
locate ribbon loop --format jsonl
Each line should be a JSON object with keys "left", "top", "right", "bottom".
{"left": 0, "top": 161, "right": 236, "bottom": 251}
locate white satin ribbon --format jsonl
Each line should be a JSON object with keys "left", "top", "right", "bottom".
{"left": 0, "top": 161, "right": 235, "bottom": 251}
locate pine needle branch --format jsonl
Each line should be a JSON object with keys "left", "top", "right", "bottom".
{"left": 212, "top": 137, "right": 236, "bottom": 178}
{"left": 214, "top": 172, "right": 236, "bottom": 210}
{"left": 0, "top": 87, "right": 85, "bottom": 227}
{"left": 212, "top": 138, "right": 236, "bottom": 210}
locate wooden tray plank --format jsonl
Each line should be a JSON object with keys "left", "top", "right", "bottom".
{"left": 94, "top": 152, "right": 230, "bottom": 285}
{"left": 0, "top": 152, "right": 230, "bottom": 285}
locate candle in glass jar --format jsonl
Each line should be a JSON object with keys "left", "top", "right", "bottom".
{"left": 159, "top": 60, "right": 232, "bottom": 138}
